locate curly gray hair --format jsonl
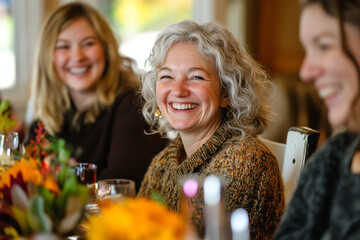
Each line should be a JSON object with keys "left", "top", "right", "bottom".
{"left": 141, "top": 20, "right": 273, "bottom": 138}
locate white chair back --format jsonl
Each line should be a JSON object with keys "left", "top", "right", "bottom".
{"left": 261, "top": 126, "right": 319, "bottom": 204}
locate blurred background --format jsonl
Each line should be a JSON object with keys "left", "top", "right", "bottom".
{"left": 0, "top": 0, "right": 331, "bottom": 144}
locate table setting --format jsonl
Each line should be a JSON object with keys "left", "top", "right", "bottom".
{"left": 0, "top": 120, "right": 188, "bottom": 240}
{"left": 0, "top": 99, "right": 250, "bottom": 240}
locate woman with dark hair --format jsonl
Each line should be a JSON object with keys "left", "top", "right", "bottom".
{"left": 274, "top": 0, "right": 360, "bottom": 239}
{"left": 26, "top": 2, "right": 167, "bottom": 190}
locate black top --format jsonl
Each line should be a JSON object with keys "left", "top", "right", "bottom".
{"left": 27, "top": 90, "right": 168, "bottom": 191}
{"left": 274, "top": 132, "right": 360, "bottom": 240}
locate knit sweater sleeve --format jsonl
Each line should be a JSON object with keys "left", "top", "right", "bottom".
{"left": 136, "top": 151, "right": 165, "bottom": 198}
{"left": 222, "top": 140, "right": 284, "bottom": 240}
{"left": 189, "top": 138, "right": 285, "bottom": 240}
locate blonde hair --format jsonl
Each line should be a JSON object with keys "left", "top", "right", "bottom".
{"left": 141, "top": 20, "right": 273, "bottom": 138}
{"left": 30, "top": 2, "right": 138, "bottom": 135}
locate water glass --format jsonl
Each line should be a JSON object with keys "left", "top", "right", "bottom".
{"left": 0, "top": 132, "right": 19, "bottom": 169}
{"left": 96, "top": 179, "right": 136, "bottom": 206}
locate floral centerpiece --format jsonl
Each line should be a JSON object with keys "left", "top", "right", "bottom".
{"left": 85, "top": 197, "right": 187, "bottom": 240}
{"left": 0, "top": 121, "right": 90, "bottom": 239}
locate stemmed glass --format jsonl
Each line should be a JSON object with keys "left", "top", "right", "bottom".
{"left": 0, "top": 132, "right": 19, "bottom": 169}
{"left": 72, "top": 163, "right": 98, "bottom": 217}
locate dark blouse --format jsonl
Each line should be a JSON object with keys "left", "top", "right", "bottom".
{"left": 274, "top": 132, "right": 360, "bottom": 240}
{"left": 27, "top": 90, "right": 168, "bottom": 191}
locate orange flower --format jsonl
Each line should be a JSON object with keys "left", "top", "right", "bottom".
{"left": 43, "top": 174, "right": 60, "bottom": 194}
{"left": 86, "top": 198, "right": 186, "bottom": 240}
{"left": 0, "top": 158, "right": 42, "bottom": 189}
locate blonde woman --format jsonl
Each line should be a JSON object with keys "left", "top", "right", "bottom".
{"left": 26, "top": 2, "right": 167, "bottom": 190}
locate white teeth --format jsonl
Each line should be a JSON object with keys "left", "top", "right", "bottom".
{"left": 172, "top": 103, "right": 198, "bottom": 110}
{"left": 318, "top": 87, "right": 338, "bottom": 99}
{"left": 69, "top": 67, "right": 88, "bottom": 74}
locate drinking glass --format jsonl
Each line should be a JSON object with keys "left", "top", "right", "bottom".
{"left": 73, "top": 163, "right": 97, "bottom": 186}
{"left": 0, "top": 132, "right": 19, "bottom": 169}
{"left": 72, "top": 163, "right": 98, "bottom": 218}
{"left": 96, "top": 179, "right": 136, "bottom": 206}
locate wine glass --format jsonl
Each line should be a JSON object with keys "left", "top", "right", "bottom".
{"left": 0, "top": 132, "right": 19, "bottom": 169}
{"left": 96, "top": 179, "right": 136, "bottom": 206}
{"left": 73, "top": 162, "right": 97, "bottom": 186}
{"left": 73, "top": 163, "right": 98, "bottom": 217}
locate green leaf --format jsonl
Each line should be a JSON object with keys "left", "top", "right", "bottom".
{"left": 150, "top": 191, "right": 166, "bottom": 206}
{"left": 48, "top": 137, "right": 72, "bottom": 164}
{"left": 37, "top": 186, "right": 55, "bottom": 220}
{"left": 55, "top": 173, "right": 78, "bottom": 217}
{"left": 57, "top": 165, "right": 73, "bottom": 188}
{"left": 75, "top": 184, "right": 90, "bottom": 203}
{"left": 0, "top": 99, "right": 10, "bottom": 114}
{"left": 27, "top": 196, "right": 52, "bottom": 233}
{"left": 0, "top": 100, "right": 17, "bottom": 134}
{"left": 11, "top": 206, "right": 31, "bottom": 236}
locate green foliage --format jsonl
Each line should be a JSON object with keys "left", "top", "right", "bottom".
{"left": 37, "top": 186, "right": 55, "bottom": 220}
{"left": 48, "top": 137, "right": 72, "bottom": 165}
{"left": 150, "top": 191, "right": 166, "bottom": 206}
{"left": 28, "top": 196, "right": 52, "bottom": 233}
{"left": 11, "top": 206, "right": 31, "bottom": 236}
{"left": 0, "top": 121, "right": 91, "bottom": 237}
{"left": 55, "top": 166, "right": 89, "bottom": 218}
{"left": 0, "top": 100, "right": 17, "bottom": 134}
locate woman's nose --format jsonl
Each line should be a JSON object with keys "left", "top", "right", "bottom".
{"left": 71, "top": 47, "right": 86, "bottom": 61}
{"left": 172, "top": 79, "right": 190, "bottom": 97}
{"left": 299, "top": 55, "right": 322, "bottom": 83}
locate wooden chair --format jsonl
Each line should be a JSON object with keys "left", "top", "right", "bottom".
{"left": 261, "top": 126, "right": 320, "bottom": 204}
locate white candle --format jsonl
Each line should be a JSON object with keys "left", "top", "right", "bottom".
{"left": 231, "top": 208, "right": 250, "bottom": 240}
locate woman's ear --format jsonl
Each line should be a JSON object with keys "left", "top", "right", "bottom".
{"left": 220, "top": 94, "right": 229, "bottom": 108}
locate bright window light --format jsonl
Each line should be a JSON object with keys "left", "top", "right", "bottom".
{"left": 98, "top": 0, "right": 193, "bottom": 70}
{"left": 0, "top": 0, "right": 15, "bottom": 89}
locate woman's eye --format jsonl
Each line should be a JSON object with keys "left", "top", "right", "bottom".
{"left": 83, "top": 41, "right": 95, "bottom": 47}
{"left": 192, "top": 76, "right": 205, "bottom": 80}
{"left": 159, "top": 75, "right": 171, "bottom": 80}
{"left": 55, "top": 45, "right": 69, "bottom": 50}
{"left": 319, "top": 44, "right": 331, "bottom": 51}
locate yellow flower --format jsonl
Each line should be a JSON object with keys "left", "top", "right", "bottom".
{"left": 0, "top": 158, "right": 42, "bottom": 188}
{"left": 86, "top": 198, "right": 186, "bottom": 240}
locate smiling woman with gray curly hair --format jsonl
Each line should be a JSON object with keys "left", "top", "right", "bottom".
{"left": 141, "top": 20, "right": 273, "bottom": 138}
{"left": 138, "top": 20, "right": 284, "bottom": 240}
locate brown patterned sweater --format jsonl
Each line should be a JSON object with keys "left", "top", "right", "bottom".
{"left": 138, "top": 124, "right": 285, "bottom": 239}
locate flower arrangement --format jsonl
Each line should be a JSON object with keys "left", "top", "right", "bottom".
{"left": 85, "top": 197, "right": 187, "bottom": 240}
{"left": 0, "top": 121, "right": 90, "bottom": 239}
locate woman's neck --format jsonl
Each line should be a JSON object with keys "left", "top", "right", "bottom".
{"left": 69, "top": 90, "right": 97, "bottom": 112}
{"left": 179, "top": 121, "right": 221, "bottom": 159}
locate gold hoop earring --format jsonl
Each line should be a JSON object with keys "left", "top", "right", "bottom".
{"left": 154, "top": 107, "right": 163, "bottom": 119}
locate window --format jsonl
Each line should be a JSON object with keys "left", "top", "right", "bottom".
{"left": 0, "top": 0, "right": 15, "bottom": 89}
{"left": 98, "top": 0, "right": 194, "bottom": 70}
